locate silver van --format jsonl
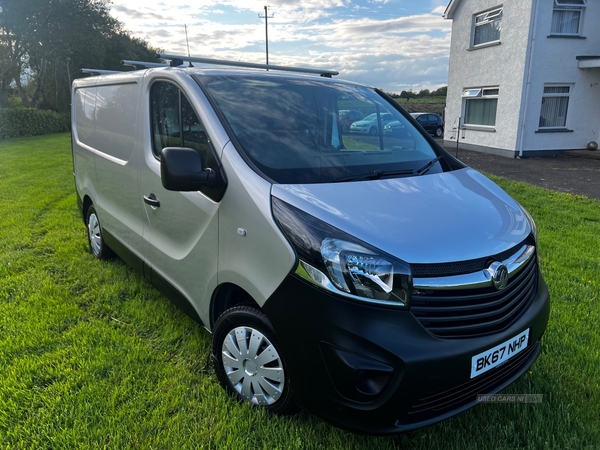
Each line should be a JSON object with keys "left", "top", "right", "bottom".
{"left": 72, "top": 55, "right": 549, "bottom": 434}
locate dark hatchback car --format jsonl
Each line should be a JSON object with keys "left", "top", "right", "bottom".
{"left": 339, "top": 109, "right": 364, "bottom": 131}
{"left": 411, "top": 112, "right": 444, "bottom": 138}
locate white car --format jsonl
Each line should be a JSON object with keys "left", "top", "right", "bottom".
{"left": 349, "top": 112, "right": 395, "bottom": 135}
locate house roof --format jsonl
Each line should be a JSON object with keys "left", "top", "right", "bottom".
{"left": 444, "top": 0, "right": 461, "bottom": 19}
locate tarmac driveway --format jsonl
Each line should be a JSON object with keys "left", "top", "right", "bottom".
{"left": 445, "top": 147, "right": 600, "bottom": 201}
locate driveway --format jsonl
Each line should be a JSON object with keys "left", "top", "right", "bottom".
{"left": 445, "top": 146, "right": 600, "bottom": 201}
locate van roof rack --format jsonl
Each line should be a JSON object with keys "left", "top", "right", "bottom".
{"left": 81, "top": 55, "right": 339, "bottom": 78}
{"left": 81, "top": 68, "right": 120, "bottom": 76}
{"left": 121, "top": 60, "right": 169, "bottom": 70}
{"left": 157, "top": 53, "right": 339, "bottom": 78}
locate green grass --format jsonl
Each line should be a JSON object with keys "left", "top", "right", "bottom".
{"left": 393, "top": 97, "right": 447, "bottom": 104}
{"left": 0, "top": 133, "right": 599, "bottom": 449}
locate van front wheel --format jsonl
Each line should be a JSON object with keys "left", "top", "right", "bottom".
{"left": 211, "top": 306, "right": 295, "bottom": 415}
{"left": 86, "top": 205, "right": 113, "bottom": 259}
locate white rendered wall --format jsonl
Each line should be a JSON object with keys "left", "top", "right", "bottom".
{"left": 445, "top": 0, "right": 534, "bottom": 154}
{"left": 518, "top": 0, "right": 600, "bottom": 153}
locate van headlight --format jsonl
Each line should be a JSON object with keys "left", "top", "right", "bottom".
{"left": 272, "top": 197, "right": 412, "bottom": 308}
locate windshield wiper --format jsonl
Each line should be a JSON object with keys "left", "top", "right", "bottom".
{"left": 333, "top": 156, "right": 443, "bottom": 182}
{"left": 333, "top": 169, "right": 414, "bottom": 183}
{"left": 416, "top": 156, "right": 443, "bottom": 176}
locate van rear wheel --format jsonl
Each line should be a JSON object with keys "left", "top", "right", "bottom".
{"left": 211, "top": 306, "right": 295, "bottom": 415}
{"left": 86, "top": 205, "right": 113, "bottom": 259}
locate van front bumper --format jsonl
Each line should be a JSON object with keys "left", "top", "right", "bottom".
{"left": 262, "top": 272, "right": 550, "bottom": 434}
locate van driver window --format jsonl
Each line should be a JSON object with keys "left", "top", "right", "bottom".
{"left": 150, "top": 81, "right": 212, "bottom": 168}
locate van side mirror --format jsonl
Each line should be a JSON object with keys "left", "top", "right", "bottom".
{"left": 161, "top": 147, "right": 216, "bottom": 191}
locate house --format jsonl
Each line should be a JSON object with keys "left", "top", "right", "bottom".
{"left": 443, "top": 0, "right": 600, "bottom": 157}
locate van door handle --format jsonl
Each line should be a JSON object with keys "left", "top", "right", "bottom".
{"left": 143, "top": 194, "right": 160, "bottom": 208}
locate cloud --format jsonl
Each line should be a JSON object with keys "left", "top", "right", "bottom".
{"left": 111, "top": 4, "right": 172, "bottom": 21}
{"left": 432, "top": 5, "right": 447, "bottom": 15}
{"left": 109, "top": 0, "right": 451, "bottom": 92}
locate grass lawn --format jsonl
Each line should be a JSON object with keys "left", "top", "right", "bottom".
{"left": 393, "top": 97, "right": 447, "bottom": 104}
{"left": 0, "top": 133, "right": 598, "bottom": 449}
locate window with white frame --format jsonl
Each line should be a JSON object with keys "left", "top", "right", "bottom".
{"left": 539, "top": 85, "right": 571, "bottom": 128}
{"left": 551, "top": 0, "right": 585, "bottom": 35}
{"left": 473, "top": 8, "right": 503, "bottom": 46}
{"left": 462, "top": 88, "right": 499, "bottom": 127}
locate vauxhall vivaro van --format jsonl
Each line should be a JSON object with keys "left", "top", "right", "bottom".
{"left": 72, "top": 55, "right": 549, "bottom": 434}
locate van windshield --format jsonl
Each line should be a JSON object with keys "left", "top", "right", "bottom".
{"left": 198, "top": 75, "right": 442, "bottom": 184}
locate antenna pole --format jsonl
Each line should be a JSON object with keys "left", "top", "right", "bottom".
{"left": 259, "top": 6, "right": 274, "bottom": 66}
{"left": 184, "top": 24, "right": 193, "bottom": 67}
{"left": 265, "top": 6, "right": 269, "bottom": 65}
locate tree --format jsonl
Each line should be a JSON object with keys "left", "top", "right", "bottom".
{"left": 400, "top": 90, "right": 415, "bottom": 100}
{"left": 0, "top": 41, "right": 18, "bottom": 107}
{"left": 431, "top": 86, "right": 447, "bottom": 97}
{"left": 103, "top": 30, "right": 158, "bottom": 70}
{"left": 0, "top": 0, "right": 158, "bottom": 112}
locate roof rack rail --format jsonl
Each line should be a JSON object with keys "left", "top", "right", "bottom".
{"left": 81, "top": 68, "right": 120, "bottom": 76}
{"left": 157, "top": 53, "right": 339, "bottom": 78}
{"left": 121, "top": 60, "right": 169, "bottom": 70}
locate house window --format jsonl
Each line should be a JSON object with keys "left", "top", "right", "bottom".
{"left": 473, "top": 8, "right": 502, "bottom": 46}
{"left": 551, "top": 0, "right": 585, "bottom": 35}
{"left": 462, "top": 88, "right": 499, "bottom": 126}
{"left": 539, "top": 85, "right": 570, "bottom": 128}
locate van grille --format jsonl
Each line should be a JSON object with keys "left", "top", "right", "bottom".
{"left": 411, "top": 245, "right": 523, "bottom": 277}
{"left": 410, "top": 254, "right": 538, "bottom": 339}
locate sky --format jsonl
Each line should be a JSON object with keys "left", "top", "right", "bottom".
{"left": 109, "top": 0, "right": 451, "bottom": 94}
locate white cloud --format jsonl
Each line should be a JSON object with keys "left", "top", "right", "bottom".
{"left": 109, "top": 0, "right": 451, "bottom": 92}
{"left": 432, "top": 5, "right": 447, "bottom": 15}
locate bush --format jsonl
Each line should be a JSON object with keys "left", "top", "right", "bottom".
{"left": 0, "top": 108, "right": 70, "bottom": 139}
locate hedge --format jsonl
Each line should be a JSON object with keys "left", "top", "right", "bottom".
{"left": 0, "top": 108, "right": 70, "bottom": 139}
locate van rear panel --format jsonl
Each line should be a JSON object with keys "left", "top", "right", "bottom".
{"left": 72, "top": 73, "right": 147, "bottom": 262}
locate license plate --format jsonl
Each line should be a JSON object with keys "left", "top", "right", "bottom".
{"left": 470, "top": 329, "right": 529, "bottom": 379}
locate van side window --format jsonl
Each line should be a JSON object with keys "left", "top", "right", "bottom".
{"left": 181, "top": 94, "right": 210, "bottom": 168}
{"left": 150, "top": 81, "right": 213, "bottom": 169}
{"left": 150, "top": 81, "right": 224, "bottom": 201}
{"left": 151, "top": 82, "right": 181, "bottom": 156}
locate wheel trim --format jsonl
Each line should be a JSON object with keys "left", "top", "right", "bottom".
{"left": 221, "top": 326, "right": 285, "bottom": 406}
{"left": 88, "top": 213, "right": 102, "bottom": 256}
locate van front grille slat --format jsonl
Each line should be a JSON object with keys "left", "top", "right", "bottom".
{"left": 410, "top": 252, "right": 538, "bottom": 339}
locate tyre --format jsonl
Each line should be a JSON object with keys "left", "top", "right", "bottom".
{"left": 211, "top": 305, "right": 295, "bottom": 415}
{"left": 369, "top": 126, "right": 378, "bottom": 136}
{"left": 435, "top": 127, "right": 443, "bottom": 138}
{"left": 86, "top": 205, "right": 113, "bottom": 259}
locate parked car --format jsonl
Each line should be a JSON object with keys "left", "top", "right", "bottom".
{"left": 350, "top": 112, "right": 395, "bottom": 135}
{"left": 410, "top": 112, "right": 444, "bottom": 137}
{"left": 383, "top": 120, "right": 411, "bottom": 136}
{"left": 72, "top": 56, "right": 549, "bottom": 435}
{"left": 339, "top": 109, "right": 364, "bottom": 131}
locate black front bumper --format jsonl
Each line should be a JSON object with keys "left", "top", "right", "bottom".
{"left": 262, "top": 272, "right": 550, "bottom": 434}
